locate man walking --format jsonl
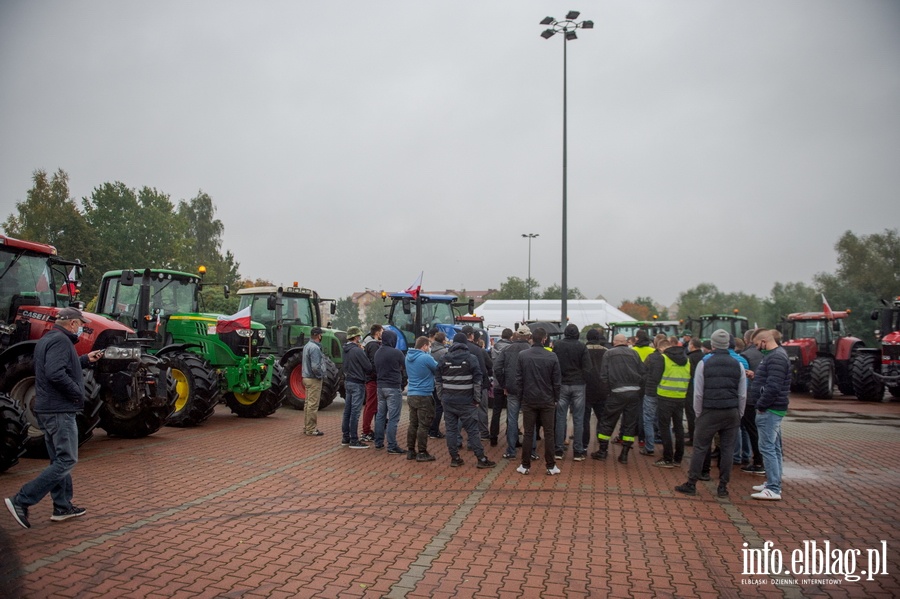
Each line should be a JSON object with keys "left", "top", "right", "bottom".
{"left": 435, "top": 333, "right": 495, "bottom": 469}
{"left": 675, "top": 329, "right": 746, "bottom": 498}
{"left": 552, "top": 324, "right": 592, "bottom": 461}
{"left": 301, "top": 327, "right": 326, "bottom": 436}
{"left": 405, "top": 336, "right": 438, "bottom": 461}
{"left": 374, "top": 330, "right": 406, "bottom": 454}
{"left": 592, "top": 334, "right": 645, "bottom": 464}
{"left": 6, "top": 307, "right": 103, "bottom": 528}
{"left": 750, "top": 329, "right": 790, "bottom": 501}
{"left": 515, "top": 327, "right": 562, "bottom": 476}
{"left": 341, "top": 326, "right": 373, "bottom": 449}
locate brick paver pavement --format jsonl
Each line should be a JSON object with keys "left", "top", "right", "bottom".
{"left": 1, "top": 393, "right": 898, "bottom": 598}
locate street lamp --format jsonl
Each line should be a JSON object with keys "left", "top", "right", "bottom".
{"left": 522, "top": 233, "right": 539, "bottom": 320}
{"left": 540, "top": 11, "right": 593, "bottom": 326}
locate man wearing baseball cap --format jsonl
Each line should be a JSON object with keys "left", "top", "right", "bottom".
{"left": 6, "top": 307, "right": 103, "bottom": 528}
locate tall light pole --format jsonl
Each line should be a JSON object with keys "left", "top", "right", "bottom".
{"left": 522, "top": 233, "right": 539, "bottom": 320}
{"left": 540, "top": 11, "right": 593, "bottom": 326}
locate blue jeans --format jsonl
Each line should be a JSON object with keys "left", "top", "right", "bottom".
{"left": 15, "top": 412, "right": 78, "bottom": 511}
{"left": 555, "top": 384, "right": 586, "bottom": 454}
{"left": 642, "top": 395, "right": 659, "bottom": 453}
{"left": 375, "top": 387, "right": 403, "bottom": 451}
{"left": 506, "top": 395, "right": 521, "bottom": 456}
{"left": 341, "top": 381, "right": 366, "bottom": 443}
{"left": 755, "top": 410, "right": 784, "bottom": 494}
{"left": 733, "top": 425, "right": 751, "bottom": 464}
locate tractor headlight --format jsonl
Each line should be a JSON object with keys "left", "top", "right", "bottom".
{"left": 103, "top": 346, "right": 142, "bottom": 360}
{"left": 236, "top": 329, "right": 253, "bottom": 338}
{"left": 257, "top": 330, "right": 267, "bottom": 339}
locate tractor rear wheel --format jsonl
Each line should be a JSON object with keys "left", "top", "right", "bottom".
{"left": 851, "top": 354, "right": 885, "bottom": 402}
{"left": 809, "top": 357, "right": 834, "bottom": 399}
{"left": 165, "top": 351, "right": 219, "bottom": 427}
{"left": 282, "top": 353, "right": 339, "bottom": 410}
{"left": 0, "top": 354, "right": 102, "bottom": 458}
{"left": 99, "top": 355, "right": 176, "bottom": 437}
{"left": 890, "top": 386, "right": 900, "bottom": 399}
{"left": 225, "top": 362, "right": 286, "bottom": 418}
{"left": 0, "top": 392, "right": 27, "bottom": 473}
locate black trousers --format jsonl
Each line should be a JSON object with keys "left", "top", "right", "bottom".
{"left": 741, "top": 402, "right": 762, "bottom": 466}
{"left": 657, "top": 397, "right": 685, "bottom": 463}
{"left": 688, "top": 407, "right": 740, "bottom": 485}
{"left": 596, "top": 391, "right": 640, "bottom": 444}
{"left": 522, "top": 402, "right": 556, "bottom": 469}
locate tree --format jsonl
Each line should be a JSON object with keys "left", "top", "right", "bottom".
{"left": 618, "top": 301, "right": 651, "bottom": 321}
{"left": 761, "top": 281, "right": 819, "bottom": 327}
{"left": 541, "top": 284, "right": 585, "bottom": 300}
{"left": 3, "top": 169, "right": 94, "bottom": 281}
{"left": 177, "top": 191, "right": 240, "bottom": 287}
{"left": 363, "top": 298, "right": 387, "bottom": 326}
{"left": 333, "top": 296, "right": 360, "bottom": 331}
{"left": 493, "top": 276, "right": 540, "bottom": 300}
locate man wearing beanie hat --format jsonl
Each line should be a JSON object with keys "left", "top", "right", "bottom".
{"left": 675, "top": 329, "right": 746, "bottom": 498}
{"left": 552, "top": 323, "right": 592, "bottom": 461}
{"left": 434, "top": 333, "right": 496, "bottom": 469}
{"left": 582, "top": 329, "right": 608, "bottom": 453}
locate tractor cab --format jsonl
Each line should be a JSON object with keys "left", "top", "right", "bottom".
{"left": 684, "top": 313, "right": 749, "bottom": 341}
{"left": 98, "top": 269, "right": 201, "bottom": 334}
{"left": 607, "top": 320, "right": 680, "bottom": 340}
{"left": 385, "top": 292, "right": 473, "bottom": 352}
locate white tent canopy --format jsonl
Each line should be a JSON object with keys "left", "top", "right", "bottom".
{"left": 475, "top": 300, "right": 635, "bottom": 335}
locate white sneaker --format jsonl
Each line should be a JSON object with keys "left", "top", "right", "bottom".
{"left": 516, "top": 465, "right": 530, "bottom": 475}
{"left": 751, "top": 488, "right": 781, "bottom": 501}
{"left": 752, "top": 483, "right": 767, "bottom": 492}
{"left": 547, "top": 465, "right": 561, "bottom": 475}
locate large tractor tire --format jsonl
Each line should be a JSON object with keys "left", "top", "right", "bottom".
{"left": 0, "top": 354, "right": 102, "bottom": 458}
{"left": 165, "top": 351, "right": 219, "bottom": 427}
{"left": 851, "top": 354, "right": 885, "bottom": 402}
{"left": 283, "top": 353, "right": 340, "bottom": 411}
{"left": 808, "top": 357, "right": 835, "bottom": 399}
{"left": 890, "top": 386, "right": 900, "bottom": 399}
{"left": 99, "top": 355, "right": 176, "bottom": 438}
{"left": 224, "top": 362, "right": 286, "bottom": 418}
{"left": 0, "top": 392, "right": 27, "bottom": 473}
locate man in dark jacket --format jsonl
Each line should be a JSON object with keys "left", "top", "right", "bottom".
{"left": 749, "top": 329, "right": 790, "bottom": 501}
{"left": 515, "top": 327, "right": 562, "bottom": 476}
{"left": 494, "top": 325, "right": 532, "bottom": 460}
{"left": 428, "top": 330, "right": 448, "bottom": 439}
{"left": 640, "top": 341, "right": 665, "bottom": 456}
{"left": 552, "top": 324, "right": 592, "bottom": 461}
{"left": 675, "top": 329, "right": 747, "bottom": 498}
{"left": 374, "top": 329, "right": 407, "bottom": 454}
{"left": 461, "top": 325, "right": 491, "bottom": 440}
{"left": 489, "top": 328, "right": 513, "bottom": 446}
{"left": 435, "top": 333, "right": 495, "bottom": 469}
{"left": 6, "top": 307, "right": 102, "bottom": 529}
{"left": 360, "top": 324, "right": 383, "bottom": 442}
{"left": 581, "top": 328, "right": 608, "bottom": 452}
{"left": 592, "top": 334, "right": 645, "bottom": 464}
{"left": 739, "top": 329, "right": 765, "bottom": 474}
{"left": 684, "top": 338, "right": 704, "bottom": 446}
{"left": 653, "top": 339, "right": 690, "bottom": 468}
{"left": 341, "top": 326, "right": 374, "bottom": 449}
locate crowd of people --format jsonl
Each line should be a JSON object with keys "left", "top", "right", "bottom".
{"left": 301, "top": 321, "right": 791, "bottom": 500}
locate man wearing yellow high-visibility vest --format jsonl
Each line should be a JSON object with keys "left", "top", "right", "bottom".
{"left": 652, "top": 338, "right": 691, "bottom": 468}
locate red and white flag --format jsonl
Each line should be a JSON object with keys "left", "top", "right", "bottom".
{"left": 822, "top": 294, "right": 834, "bottom": 319}
{"left": 58, "top": 266, "right": 78, "bottom": 296}
{"left": 216, "top": 306, "right": 251, "bottom": 334}
{"left": 405, "top": 272, "right": 423, "bottom": 299}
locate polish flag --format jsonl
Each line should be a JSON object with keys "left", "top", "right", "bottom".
{"left": 59, "top": 266, "right": 79, "bottom": 296}
{"left": 405, "top": 272, "right": 423, "bottom": 299}
{"left": 216, "top": 306, "right": 252, "bottom": 334}
{"left": 822, "top": 294, "right": 834, "bottom": 319}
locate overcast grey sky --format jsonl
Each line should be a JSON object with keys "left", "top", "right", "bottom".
{"left": 1, "top": 1, "right": 898, "bottom": 308}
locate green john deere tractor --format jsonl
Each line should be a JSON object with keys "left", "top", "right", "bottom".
{"left": 236, "top": 285, "right": 344, "bottom": 410}
{"left": 96, "top": 268, "right": 285, "bottom": 426}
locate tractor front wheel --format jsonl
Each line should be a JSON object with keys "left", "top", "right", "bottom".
{"left": 850, "top": 354, "right": 885, "bottom": 402}
{"left": 99, "top": 355, "right": 176, "bottom": 437}
{"left": 165, "top": 352, "right": 219, "bottom": 427}
{"left": 809, "top": 357, "right": 835, "bottom": 399}
{"left": 0, "top": 392, "right": 27, "bottom": 473}
{"left": 225, "top": 362, "right": 286, "bottom": 418}
{"left": 0, "top": 354, "right": 102, "bottom": 458}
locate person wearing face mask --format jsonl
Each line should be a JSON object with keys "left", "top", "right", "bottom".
{"left": 6, "top": 307, "right": 103, "bottom": 529}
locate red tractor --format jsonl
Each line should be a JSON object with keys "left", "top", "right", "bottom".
{"left": 851, "top": 296, "right": 900, "bottom": 402}
{"left": 777, "top": 310, "right": 864, "bottom": 399}
{"left": 0, "top": 235, "right": 172, "bottom": 471}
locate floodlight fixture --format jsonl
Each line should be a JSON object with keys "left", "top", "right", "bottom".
{"left": 540, "top": 16, "right": 554, "bottom": 25}
{"left": 581, "top": 20, "right": 594, "bottom": 29}
{"left": 566, "top": 31, "right": 577, "bottom": 40}
{"left": 566, "top": 10, "right": 581, "bottom": 20}
{"left": 541, "top": 29, "right": 556, "bottom": 39}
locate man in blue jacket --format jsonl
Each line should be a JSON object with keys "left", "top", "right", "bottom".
{"left": 749, "top": 329, "right": 791, "bottom": 501}
{"left": 405, "top": 336, "right": 438, "bottom": 461}
{"left": 6, "top": 307, "right": 103, "bottom": 529}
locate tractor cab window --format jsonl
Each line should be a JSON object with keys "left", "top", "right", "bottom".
{"left": 0, "top": 252, "right": 58, "bottom": 323}
{"left": 150, "top": 277, "right": 196, "bottom": 315}
{"left": 282, "top": 297, "right": 314, "bottom": 325}
{"left": 792, "top": 320, "right": 832, "bottom": 345}
{"left": 421, "top": 302, "right": 455, "bottom": 327}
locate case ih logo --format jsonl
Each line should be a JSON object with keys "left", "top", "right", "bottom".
{"left": 21, "top": 310, "right": 50, "bottom": 321}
